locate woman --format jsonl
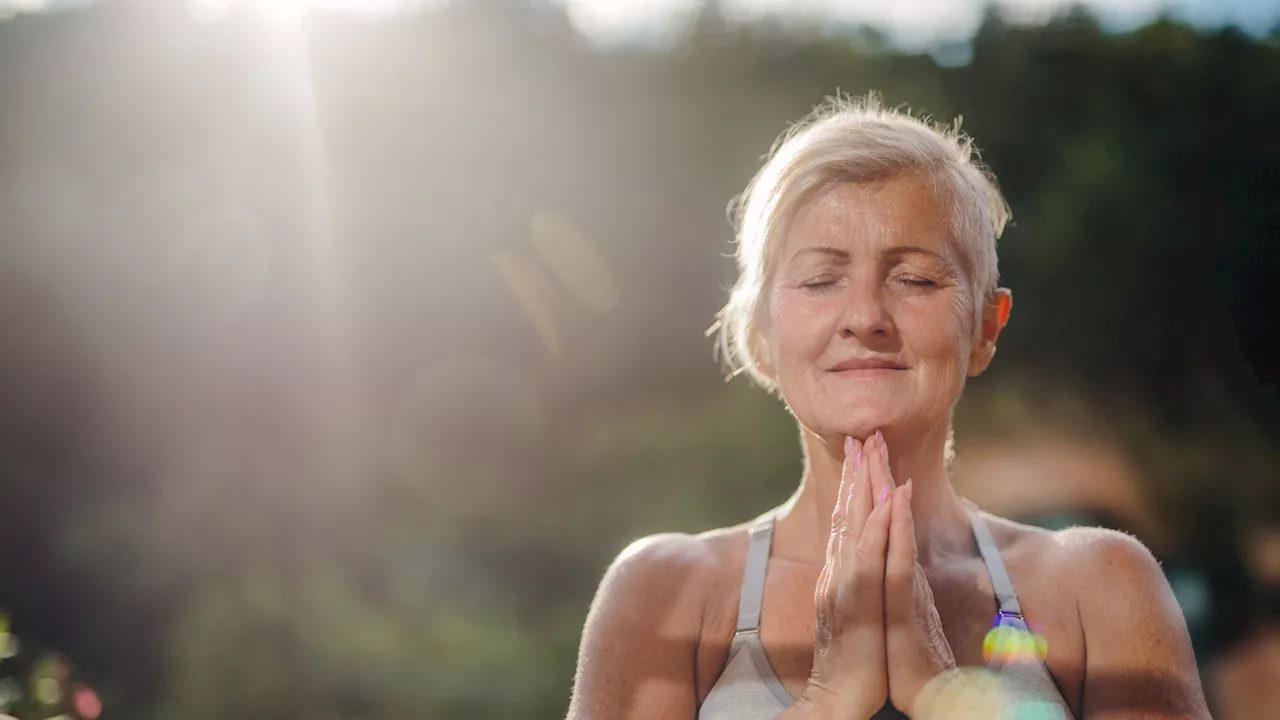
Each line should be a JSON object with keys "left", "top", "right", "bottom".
{"left": 566, "top": 96, "right": 1210, "bottom": 720}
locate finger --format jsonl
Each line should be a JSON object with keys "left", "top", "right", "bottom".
{"left": 847, "top": 495, "right": 891, "bottom": 619}
{"left": 867, "top": 430, "right": 895, "bottom": 508}
{"left": 855, "top": 493, "right": 892, "bottom": 562}
{"left": 885, "top": 480, "right": 916, "bottom": 624}
{"left": 821, "top": 437, "right": 860, "bottom": 614}
{"left": 827, "top": 436, "right": 861, "bottom": 565}
{"left": 839, "top": 435, "right": 862, "bottom": 523}
{"left": 845, "top": 435, "right": 871, "bottom": 539}
{"left": 814, "top": 560, "right": 832, "bottom": 616}
{"left": 834, "top": 436, "right": 861, "bottom": 559}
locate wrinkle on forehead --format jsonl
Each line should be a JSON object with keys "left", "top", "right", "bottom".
{"left": 782, "top": 174, "right": 957, "bottom": 265}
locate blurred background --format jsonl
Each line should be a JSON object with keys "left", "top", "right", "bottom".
{"left": 0, "top": 0, "right": 1277, "bottom": 718}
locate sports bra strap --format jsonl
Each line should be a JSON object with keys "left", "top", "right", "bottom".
{"left": 735, "top": 513, "right": 776, "bottom": 633}
{"left": 965, "top": 502, "right": 1023, "bottom": 616}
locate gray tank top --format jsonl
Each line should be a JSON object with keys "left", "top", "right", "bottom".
{"left": 697, "top": 505, "right": 1073, "bottom": 720}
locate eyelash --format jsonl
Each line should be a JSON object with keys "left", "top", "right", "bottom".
{"left": 802, "top": 277, "right": 937, "bottom": 291}
{"left": 901, "top": 278, "right": 937, "bottom": 288}
{"left": 801, "top": 278, "right": 840, "bottom": 292}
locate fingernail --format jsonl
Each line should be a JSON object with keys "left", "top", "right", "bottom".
{"left": 844, "top": 435, "right": 853, "bottom": 458}
{"left": 877, "top": 485, "right": 890, "bottom": 505}
{"left": 853, "top": 441, "right": 862, "bottom": 471}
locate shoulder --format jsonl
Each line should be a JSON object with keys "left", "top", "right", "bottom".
{"left": 973, "top": 513, "right": 1179, "bottom": 627}
{"left": 602, "top": 523, "right": 748, "bottom": 584}
{"left": 1050, "top": 525, "right": 1170, "bottom": 603}
{"left": 988, "top": 518, "right": 1193, "bottom": 651}
{"left": 978, "top": 512, "right": 1163, "bottom": 585}
{"left": 607, "top": 528, "right": 736, "bottom": 579}
{"left": 586, "top": 522, "right": 752, "bottom": 634}
{"left": 1035, "top": 528, "right": 1207, "bottom": 715}
{"left": 977, "top": 514, "right": 1208, "bottom": 716}
{"left": 568, "top": 523, "right": 754, "bottom": 720}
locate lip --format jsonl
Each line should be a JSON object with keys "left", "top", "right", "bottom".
{"left": 828, "top": 358, "right": 907, "bottom": 373}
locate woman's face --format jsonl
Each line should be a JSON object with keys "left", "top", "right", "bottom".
{"left": 762, "top": 172, "right": 999, "bottom": 440}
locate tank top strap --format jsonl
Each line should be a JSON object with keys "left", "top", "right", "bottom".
{"left": 727, "top": 512, "right": 795, "bottom": 707}
{"left": 735, "top": 512, "right": 776, "bottom": 634}
{"left": 964, "top": 502, "right": 1023, "bottom": 616}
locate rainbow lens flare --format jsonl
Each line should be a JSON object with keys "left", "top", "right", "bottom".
{"left": 982, "top": 612, "right": 1048, "bottom": 664}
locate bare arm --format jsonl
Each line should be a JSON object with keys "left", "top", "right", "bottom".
{"left": 1073, "top": 529, "right": 1212, "bottom": 719}
{"left": 567, "top": 532, "right": 711, "bottom": 720}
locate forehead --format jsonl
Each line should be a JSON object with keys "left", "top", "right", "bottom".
{"left": 779, "top": 173, "right": 954, "bottom": 259}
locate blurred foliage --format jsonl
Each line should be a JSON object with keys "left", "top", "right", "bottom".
{"left": 155, "top": 570, "right": 565, "bottom": 720}
{"left": 0, "top": 1, "right": 1277, "bottom": 719}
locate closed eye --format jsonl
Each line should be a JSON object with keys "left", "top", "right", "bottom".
{"left": 893, "top": 273, "right": 939, "bottom": 288}
{"left": 802, "top": 278, "right": 840, "bottom": 292}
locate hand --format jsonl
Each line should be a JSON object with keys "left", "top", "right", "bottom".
{"left": 798, "top": 435, "right": 892, "bottom": 720}
{"left": 866, "top": 435, "right": 960, "bottom": 717}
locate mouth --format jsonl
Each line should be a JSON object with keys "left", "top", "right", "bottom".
{"left": 828, "top": 358, "right": 907, "bottom": 375}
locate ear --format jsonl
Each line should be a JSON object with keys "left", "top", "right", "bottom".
{"left": 967, "top": 288, "right": 1012, "bottom": 377}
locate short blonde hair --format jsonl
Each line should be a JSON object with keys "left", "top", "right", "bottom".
{"left": 712, "top": 93, "right": 1011, "bottom": 390}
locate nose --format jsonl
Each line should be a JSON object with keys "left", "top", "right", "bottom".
{"left": 838, "top": 278, "right": 893, "bottom": 341}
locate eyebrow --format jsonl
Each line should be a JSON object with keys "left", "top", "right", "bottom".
{"left": 789, "top": 246, "right": 850, "bottom": 263}
{"left": 884, "top": 245, "right": 946, "bottom": 260}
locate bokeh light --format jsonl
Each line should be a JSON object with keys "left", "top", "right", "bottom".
{"left": 72, "top": 685, "right": 102, "bottom": 720}
{"left": 0, "top": 634, "right": 17, "bottom": 661}
{"left": 0, "top": 679, "right": 21, "bottom": 712}
{"left": 33, "top": 677, "right": 59, "bottom": 706}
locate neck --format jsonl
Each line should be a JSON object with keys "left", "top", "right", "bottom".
{"left": 775, "top": 422, "right": 975, "bottom": 567}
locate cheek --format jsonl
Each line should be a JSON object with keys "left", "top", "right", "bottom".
{"left": 770, "top": 296, "right": 835, "bottom": 366}
{"left": 901, "top": 295, "right": 972, "bottom": 367}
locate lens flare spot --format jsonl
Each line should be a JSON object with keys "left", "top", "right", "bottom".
{"left": 528, "top": 210, "right": 618, "bottom": 312}
{"left": 491, "top": 251, "right": 562, "bottom": 359}
{"left": 73, "top": 685, "right": 102, "bottom": 720}
{"left": 34, "top": 677, "right": 59, "bottom": 706}
{"left": 0, "top": 633, "right": 17, "bottom": 660}
{"left": 982, "top": 617, "right": 1047, "bottom": 664}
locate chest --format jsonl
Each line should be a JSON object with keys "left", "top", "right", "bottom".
{"left": 696, "top": 556, "right": 1086, "bottom": 714}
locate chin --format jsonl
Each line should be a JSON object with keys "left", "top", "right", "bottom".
{"left": 808, "top": 406, "right": 894, "bottom": 441}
